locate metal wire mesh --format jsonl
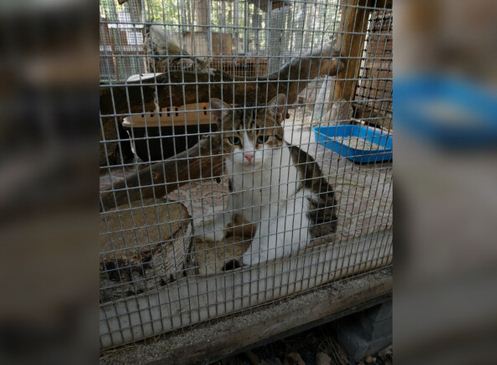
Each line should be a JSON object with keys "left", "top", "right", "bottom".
{"left": 99, "top": 0, "right": 392, "bottom": 349}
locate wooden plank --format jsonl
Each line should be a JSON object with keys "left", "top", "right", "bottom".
{"left": 100, "top": 267, "right": 392, "bottom": 364}
{"left": 331, "top": 0, "right": 372, "bottom": 104}
{"left": 99, "top": 230, "right": 392, "bottom": 349}
{"left": 123, "top": 115, "right": 212, "bottom": 127}
{"left": 122, "top": 103, "right": 213, "bottom": 127}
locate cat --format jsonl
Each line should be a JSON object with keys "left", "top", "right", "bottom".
{"left": 202, "top": 94, "right": 338, "bottom": 266}
{"left": 144, "top": 25, "right": 210, "bottom": 74}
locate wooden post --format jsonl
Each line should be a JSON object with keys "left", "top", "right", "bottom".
{"left": 195, "top": 0, "right": 212, "bottom": 56}
{"left": 331, "top": 0, "right": 372, "bottom": 103}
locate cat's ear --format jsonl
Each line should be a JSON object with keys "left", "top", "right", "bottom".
{"left": 267, "top": 94, "right": 288, "bottom": 122}
{"left": 209, "top": 98, "right": 231, "bottom": 123}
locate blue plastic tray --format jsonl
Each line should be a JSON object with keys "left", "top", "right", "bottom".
{"left": 394, "top": 74, "right": 497, "bottom": 147}
{"left": 313, "top": 124, "right": 392, "bottom": 164}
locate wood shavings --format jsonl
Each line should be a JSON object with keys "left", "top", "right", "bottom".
{"left": 185, "top": 125, "right": 392, "bottom": 275}
{"left": 333, "top": 136, "right": 383, "bottom": 150}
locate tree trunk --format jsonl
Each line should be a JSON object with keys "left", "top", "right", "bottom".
{"left": 99, "top": 43, "right": 344, "bottom": 210}
{"left": 100, "top": 199, "right": 192, "bottom": 302}
{"left": 100, "top": 135, "right": 224, "bottom": 211}
{"left": 100, "top": 42, "right": 343, "bottom": 116}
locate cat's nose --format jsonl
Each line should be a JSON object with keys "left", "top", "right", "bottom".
{"left": 243, "top": 153, "right": 254, "bottom": 163}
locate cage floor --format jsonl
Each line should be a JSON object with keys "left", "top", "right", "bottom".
{"left": 99, "top": 119, "right": 392, "bottom": 277}
{"left": 99, "top": 121, "right": 392, "bottom": 349}
{"left": 165, "top": 121, "right": 392, "bottom": 275}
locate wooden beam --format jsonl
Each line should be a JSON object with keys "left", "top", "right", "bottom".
{"left": 100, "top": 135, "right": 223, "bottom": 211}
{"left": 100, "top": 268, "right": 392, "bottom": 364}
{"left": 122, "top": 103, "right": 213, "bottom": 127}
{"left": 99, "top": 229, "right": 392, "bottom": 349}
{"left": 100, "top": 43, "right": 343, "bottom": 116}
{"left": 331, "top": 0, "right": 372, "bottom": 103}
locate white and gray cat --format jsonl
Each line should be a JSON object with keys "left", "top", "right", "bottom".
{"left": 203, "top": 94, "right": 338, "bottom": 266}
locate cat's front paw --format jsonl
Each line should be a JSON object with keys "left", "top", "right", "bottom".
{"left": 241, "top": 251, "right": 261, "bottom": 266}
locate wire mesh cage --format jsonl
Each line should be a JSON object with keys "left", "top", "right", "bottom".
{"left": 99, "top": 0, "right": 392, "bottom": 350}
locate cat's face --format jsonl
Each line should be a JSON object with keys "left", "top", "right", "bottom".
{"left": 210, "top": 94, "right": 287, "bottom": 169}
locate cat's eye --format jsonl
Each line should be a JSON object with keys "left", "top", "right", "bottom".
{"left": 257, "top": 135, "right": 270, "bottom": 144}
{"left": 228, "top": 136, "right": 241, "bottom": 145}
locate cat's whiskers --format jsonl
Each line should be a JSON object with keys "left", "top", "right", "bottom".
{"left": 207, "top": 94, "right": 338, "bottom": 266}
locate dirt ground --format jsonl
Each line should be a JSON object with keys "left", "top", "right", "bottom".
{"left": 212, "top": 320, "right": 392, "bottom": 365}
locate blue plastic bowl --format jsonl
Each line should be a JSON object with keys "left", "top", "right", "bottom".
{"left": 313, "top": 124, "right": 392, "bottom": 164}
{"left": 394, "top": 74, "right": 497, "bottom": 147}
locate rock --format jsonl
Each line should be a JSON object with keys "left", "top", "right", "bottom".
{"left": 315, "top": 352, "right": 331, "bottom": 365}
{"left": 334, "top": 301, "right": 392, "bottom": 362}
{"left": 283, "top": 352, "right": 306, "bottom": 365}
{"left": 378, "top": 345, "right": 392, "bottom": 359}
{"left": 365, "top": 355, "right": 375, "bottom": 364}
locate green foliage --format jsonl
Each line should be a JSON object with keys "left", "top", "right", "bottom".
{"left": 99, "top": 0, "right": 117, "bottom": 20}
{"left": 145, "top": 0, "right": 181, "bottom": 24}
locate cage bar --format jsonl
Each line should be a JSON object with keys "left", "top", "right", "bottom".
{"left": 99, "top": 0, "right": 392, "bottom": 353}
